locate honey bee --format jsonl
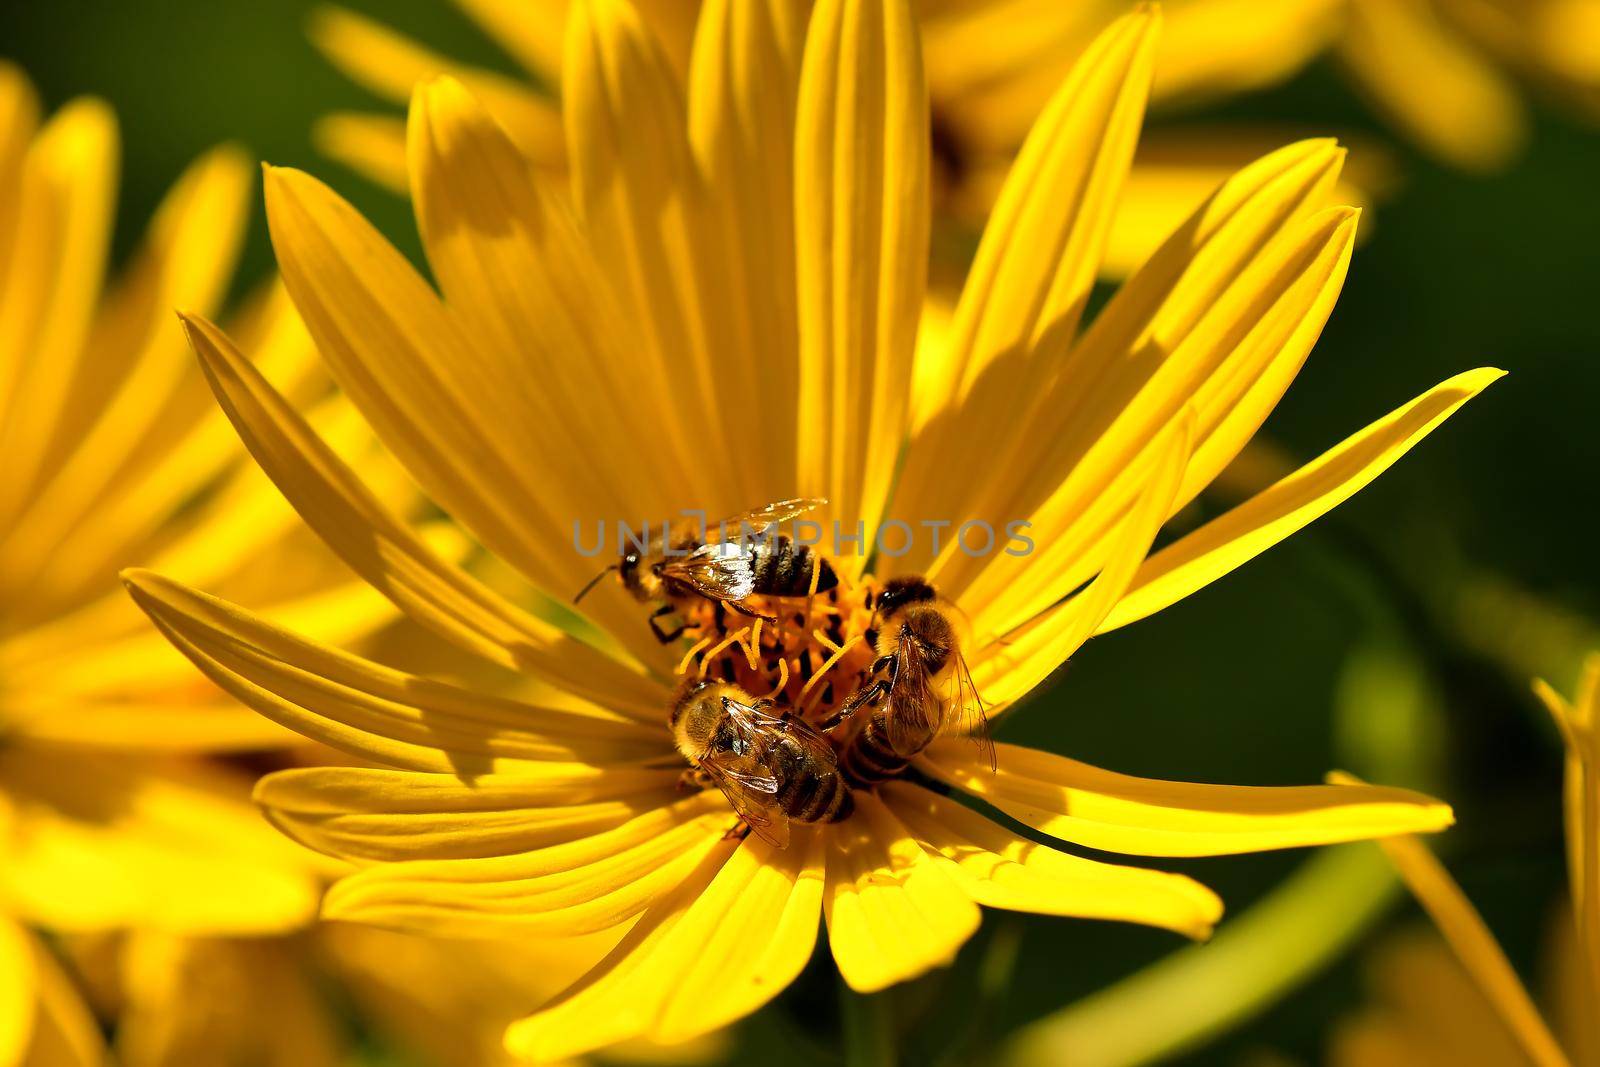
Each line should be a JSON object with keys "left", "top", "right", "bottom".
{"left": 670, "top": 679, "right": 854, "bottom": 848}
{"left": 575, "top": 498, "right": 838, "bottom": 642}
{"left": 827, "top": 575, "right": 994, "bottom": 787}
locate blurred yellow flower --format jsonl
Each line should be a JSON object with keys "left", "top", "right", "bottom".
{"left": 1329, "top": 656, "right": 1600, "bottom": 1067}
{"left": 0, "top": 63, "right": 402, "bottom": 1064}
{"left": 923, "top": 0, "right": 1600, "bottom": 175}
{"left": 126, "top": 1, "right": 1494, "bottom": 1058}
{"left": 94, "top": 931, "right": 345, "bottom": 1067}
{"left": 327, "top": 924, "right": 728, "bottom": 1066}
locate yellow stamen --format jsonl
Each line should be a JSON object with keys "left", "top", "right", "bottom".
{"left": 796, "top": 634, "right": 863, "bottom": 716}
{"left": 675, "top": 635, "right": 715, "bottom": 676}
{"left": 745, "top": 618, "right": 765, "bottom": 668}
{"left": 697, "top": 628, "right": 751, "bottom": 680}
{"left": 760, "top": 658, "right": 790, "bottom": 700}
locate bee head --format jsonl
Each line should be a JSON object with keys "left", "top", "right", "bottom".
{"left": 617, "top": 551, "right": 664, "bottom": 600}
{"left": 875, "top": 575, "right": 936, "bottom": 623}
{"left": 670, "top": 680, "right": 741, "bottom": 762}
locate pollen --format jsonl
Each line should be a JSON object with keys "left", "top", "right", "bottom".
{"left": 674, "top": 564, "right": 882, "bottom": 733}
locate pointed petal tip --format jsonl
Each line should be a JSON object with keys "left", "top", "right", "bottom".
{"left": 410, "top": 71, "right": 470, "bottom": 109}
{"left": 1455, "top": 366, "right": 1509, "bottom": 392}
{"left": 1325, "top": 770, "right": 1455, "bottom": 832}
{"left": 1129, "top": 2, "right": 1163, "bottom": 26}
{"left": 119, "top": 566, "right": 157, "bottom": 592}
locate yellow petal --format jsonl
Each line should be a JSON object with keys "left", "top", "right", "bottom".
{"left": 321, "top": 793, "right": 733, "bottom": 938}
{"left": 923, "top": 742, "right": 1454, "bottom": 857}
{"left": 1360, "top": 819, "right": 1571, "bottom": 1067}
{"left": 505, "top": 830, "right": 824, "bottom": 1058}
{"left": 563, "top": 0, "right": 740, "bottom": 509}
{"left": 0, "top": 145, "right": 250, "bottom": 605}
{"left": 1007, "top": 842, "right": 1402, "bottom": 1067}
{"left": 1099, "top": 368, "right": 1504, "bottom": 633}
{"left": 452, "top": 0, "right": 569, "bottom": 82}
{"left": 122, "top": 568, "right": 667, "bottom": 774}
{"left": 957, "top": 204, "right": 1360, "bottom": 626}
{"left": 1153, "top": 0, "right": 1339, "bottom": 103}
{"left": 1101, "top": 129, "right": 1380, "bottom": 279}
{"left": 255, "top": 763, "right": 679, "bottom": 862}
{"left": 313, "top": 112, "right": 408, "bottom": 193}
{"left": 794, "top": 0, "right": 929, "bottom": 553}
{"left": 263, "top": 164, "right": 544, "bottom": 576}
{"left": 907, "top": 136, "right": 1349, "bottom": 604}
{"left": 882, "top": 782, "right": 1221, "bottom": 938}
{"left": 971, "top": 411, "right": 1189, "bottom": 708}
{"left": 0, "top": 62, "right": 42, "bottom": 263}
{"left": 687, "top": 0, "right": 810, "bottom": 501}
{"left": 1340, "top": 0, "right": 1526, "bottom": 171}
{"left": 1331, "top": 929, "right": 1542, "bottom": 1067}
{"left": 3, "top": 700, "right": 298, "bottom": 754}
{"left": 0, "top": 98, "right": 117, "bottom": 531}
{"left": 0, "top": 918, "right": 33, "bottom": 1067}
{"left": 1534, "top": 658, "right": 1600, "bottom": 1031}
{"left": 309, "top": 6, "right": 566, "bottom": 167}
{"left": 905, "top": 8, "right": 1158, "bottom": 502}
{"left": 5, "top": 284, "right": 324, "bottom": 620}
{"left": 824, "top": 791, "right": 981, "bottom": 993}
{"left": 8, "top": 546, "right": 399, "bottom": 717}
{"left": 921, "top": 0, "right": 1336, "bottom": 154}
{"left": 16, "top": 926, "right": 106, "bottom": 1067}
{"left": 323, "top": 924, "right": 633, "bottom": 1067}
{"left": 262, "top": 163, "right": 667, "bottom": 666}
{"left": 178, "top": 311, "right": 663, "bottom": 715}
{"left": 0, "top": 750, "right": 317, "bottom": 935}
{"left": 114, "top": 933, "right": 343, "bottom": 1067}
{"left": 408, "top": 77, "right": 712, "bottom": 535}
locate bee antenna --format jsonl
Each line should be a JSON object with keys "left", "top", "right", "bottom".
{"left": 573, "top": 564, "right": 618, "bottom": 605}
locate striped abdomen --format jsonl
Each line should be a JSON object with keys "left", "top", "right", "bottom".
{"left": 770, "top": 734, "right": 854, "bottom": 824}
{"left": 841, "top": 711, "right": 931, "bottom": 790}
{"left": 751, "top": 535, "right": 839, "bottom": 598}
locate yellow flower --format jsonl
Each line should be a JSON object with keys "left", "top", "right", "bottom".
{"left": 0, "top": 63, "right": 401, "bottom": 1064}
{"left": 126, "top": 2, "right": 1493, "bottom": 1058}
{"left": 0, "top": 918, "right": 104, "bottom": 1067}
{"left": 920, "top": 0, "right": 1600, "bottom": 175}
{"left": 1329, "top": 656, "right": 1600, "bottom": 1067}
{"left": 327, "top": 924, "right": 729, "bottom": 1066}
{"left": 90, "top": 931, "right": 345, "bottom": 1067}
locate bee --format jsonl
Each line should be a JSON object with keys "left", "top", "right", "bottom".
{"left": 670, "top": 679, "right": 853, "bottom": 848}
{"left": 574, "top": 498, "right": 838, "bottom": 642}
{"left": 827, "top": 575, "right": 994, "bottom": 788}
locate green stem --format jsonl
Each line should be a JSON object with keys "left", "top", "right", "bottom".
{"left": 999, "top": 843, "right": 1399, "bottom": 1067}
{"left": 840, "top": 982, "right": 897, "bottom": 1067}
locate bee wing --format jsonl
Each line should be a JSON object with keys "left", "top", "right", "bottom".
{"left": 702, "top": 497, "right": 827, "bottom": 545}
{"left": 699, "top": 755, "right": 789, "bottom": 849}
{"left": 749, "top": 700, "right": 842, "bottom": 766}
{"left": 886, "top": 640, "right": 941, "bottom": 757}
{"left": 947, "top": 645, "right": 996, "bottom": 770}
{"left": 658, "top": 541, "right": 755, "bottom": 601}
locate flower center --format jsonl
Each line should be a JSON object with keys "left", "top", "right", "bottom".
{"left": 672, "top": 566, "right": 882, "bottom": 743}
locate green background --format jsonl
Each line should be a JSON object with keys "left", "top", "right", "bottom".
{"left": 5, "top": 2, "right": 1597, "bottom": 1064}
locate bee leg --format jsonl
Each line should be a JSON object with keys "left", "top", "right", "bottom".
{"left": 722, "top": 819, "right": 752, "bottom": 842}
{"left": 729, "top": 599, "right": 779, "bottom": 624}
{"left": 676, "top": 767, "right": 713, "bottom": 793}
{"left": 817, "top": 679, "right": 887, "bottom": 733}
{"left": 649, "top": 604, "right": 687, "bottom": 643}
